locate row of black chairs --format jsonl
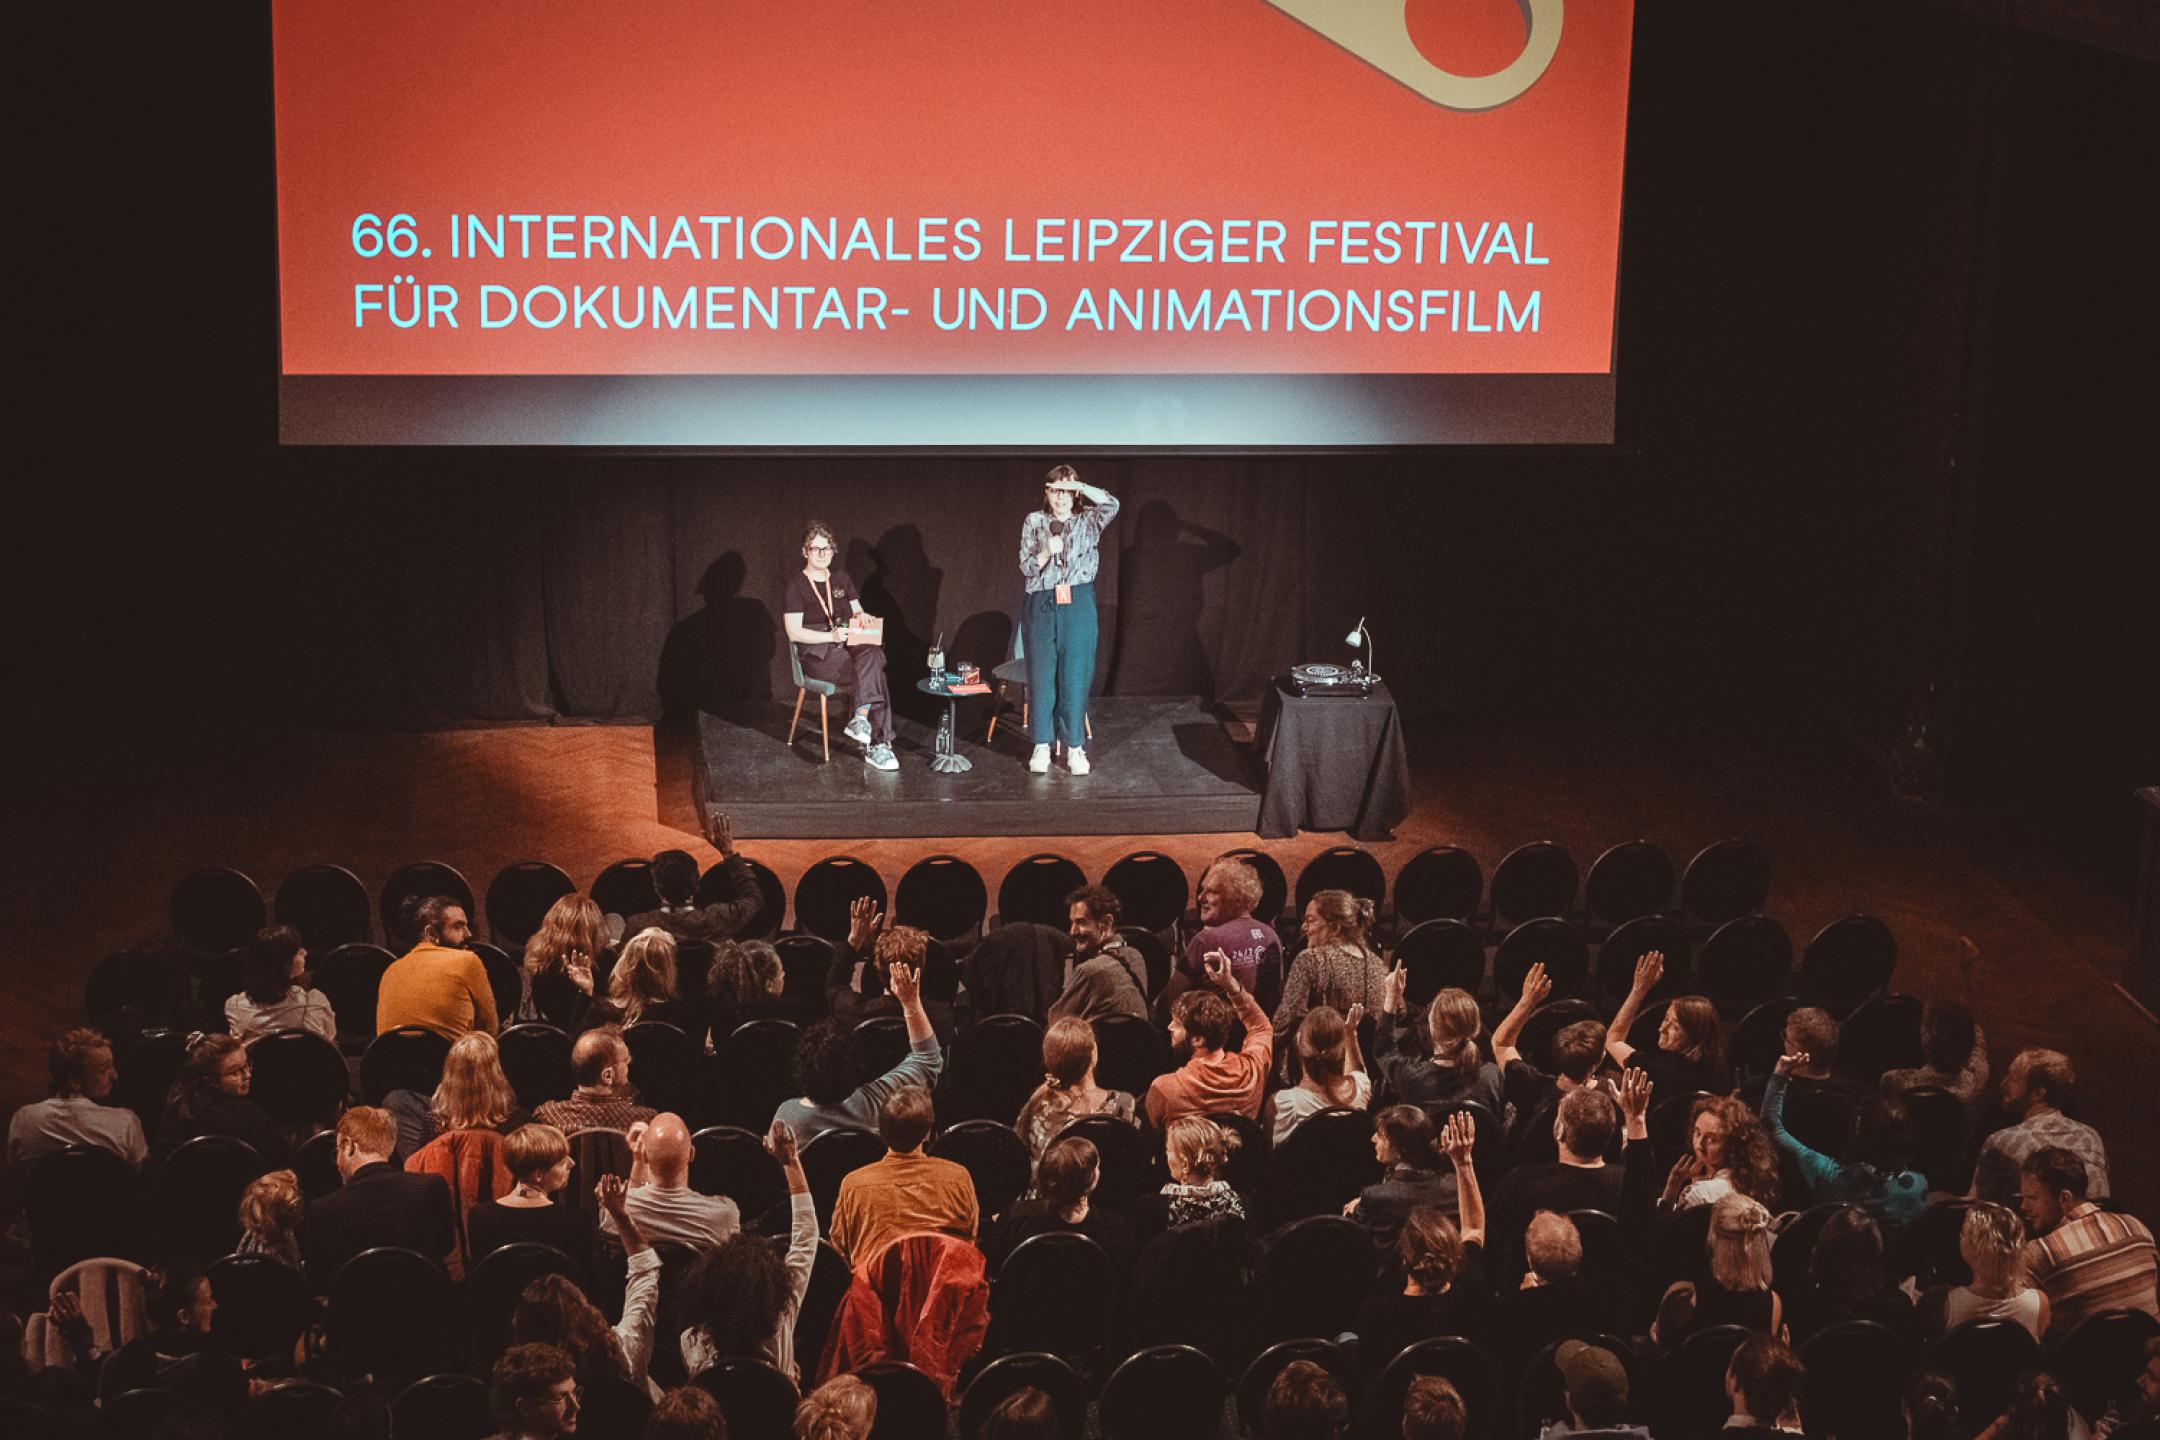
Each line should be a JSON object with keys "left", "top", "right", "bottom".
{"left": 165, "top": 836, "right": 1779, "bottom": 959}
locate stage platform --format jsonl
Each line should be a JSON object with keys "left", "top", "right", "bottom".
{"left": 692, "top": 694, "right": 1264, "bottom": 838}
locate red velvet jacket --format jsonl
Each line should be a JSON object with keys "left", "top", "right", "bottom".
{"left": 816, "top": 1231, "right": 990, "bottom": 1399}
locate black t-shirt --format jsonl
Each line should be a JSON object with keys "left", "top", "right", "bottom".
{"left": 1356, "top": 1242, "right": 1490, "bottom": 1381}
{"left": 785, "top": 570, "right": 854, "bottom": 638}
{"left": 1489, "top": 1161, "right": 1628, "bottom": 1276}
{"left": 466, "top": 1199, "right": 593, "bottom": 1272}
{"left": 1632, "top": 1046, "right": 1728, "bottom": 1101}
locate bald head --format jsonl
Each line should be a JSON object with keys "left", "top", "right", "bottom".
{"left": 641, "top": 1113, "right": 694, "bottom": 1188}
{"left": 572, "top": 1027, "right": 629, "bottom": 1093}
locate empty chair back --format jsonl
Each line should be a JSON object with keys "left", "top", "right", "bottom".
{"left": 690, "top": 1125, "right": 789, "bottom": 1223}
{"left": 1392, "top": 919, "right": 1485, "bottom": 1004}
{"left": 1583, "top": 840, "right": 1675, "bottom": 927}
{"left": 1654, "top": 1324, "right": 1752, "bottom": 1440}
{"left": 1595, "top": 917, "right": 1691, "bottom": 1004}
{"left": 894, "top": 854, "right": 990, "bottom": 943}
{"left": 1799, "top": 1320, "right": 1913, "bottom": 1440}
{"left": 563, "top": 1127, "right": 632, "bottom": 1249}
{"left": 328, "top": 1245, "right": 456, "bottom": 1387}
{"left": 484, "top": 862, "right": 576, "bottom": 949}
{"left": 170, "top": 866, "right": 266, "bottom": 954}
{"left": 1375, "top": 1337, "right": 1502, "bottom": 1440}
{"left": 360, "top": 1025, "right": 452, "bottom": 1105}
{"left": 99, "top": 1387, "right": 179, "bottom": 1438}
{"left": 234, "top": 1380, "right": 344, "bottom": 1439}
{"left": 623, "top": 1021, "right": 701, "bottom": 1119}
{"left": 274, "top": 864, "right": 372, "bottom": 950}
{"left": 1393, "top": 846, "right": 1483, "bottom": 926}
{"left": 998, "top": 1233, "right": 1120, "bottom": 1360}
{"left": 1899, "top": 1086, "right": 1972, "bottom": 1191}
{"left": 1924, "top": 1318, "right": 2046, "bottom": 1429}
{"left": 1726, "top": 998, "right": 1802, "bottom": 1086}
{"left": 700, "top": 856, "right": 786, "bottom": 941}
{"left": 1100, "top": 1344, "right": 1226, "bottom": 1440}
{"left": 1092, "top": 1013, "right": 1172, "bottom": 1097}
{"left": 693, "top": 1359, "right": 801, "bottom": 1440}
{"left": 312, "top": 943, "right": 394, "bottom": 1042}
{"left": 155, "top": 1135, "right": 267, "bottom": 1263}
{"left": 578, "top": 1372, "right": 653, "bottom": 1436}
{"left": 1052, "top": 1113, "right": 1156, "bottom": 1213}
{"left": 712, "top": 1018, "right": 801, "bottom": 1131}
{"left": 1493, "top": 918, "right": 1591, "bottom": 1000}
{"left": 942, "top": 1013, "right": 1048, "bottom": 1125}
{"left": 496, "top": 1023, "right": 574, "bottom": 1110}
{"left": 1838, "top": 994, "right": 1926, "bottom": 1083}
{"left": 792, "top": 1240, "right": 852, "bottom": 1377}
{"left": 1118, "top": 926, "right": 1174, "bottom": 1001}
{"left": 1265, "top": 1109, "right": 1381, "bottom": 1225}
{"left": 245, "top": 1029, "right": 350, "bottom": 1127}
{"left": 999, "top": 853, "right": 1089, "bottom": 928}
{"left": 1214, "top": 848, "right": 1289, "bottom": 927}
{"left": 1294, "top": 846, "right": 1387, "bottom": 917}
{"left": 857, "top": 1360, "right": 951, "bottom": 1440}
{"left": 1256, "top": 1216, "right": 1379, "bottom": 1342}
{"left": 1103, "top": 851, "right": 1190, "bottom": 935}
{"left": 959, "top": 1352, "right": 1087, "bottom": 1440}
{"left": 207, "top": 1252, "right": 312, "bottom": 1363}
{"left": 590, "top": 858, "right": 660, "bottom": 922}
{"left": 800, "top": 1126, "right": 886, "bottom": 1228}
{"left": 853, "top": 1015, "right": 911, "bottom": 1086}
{"left": 291, "top": 1130, "right": 342, "bottom": 1201}
{"left": 1489, "top": 842, "right": 1579, "bottom": 927}
{"left": 468, "top": 941, "right": 524, "bottom": 1029}
{"left": 775, "top": 935, "right": 836, "bottom": 1017}
{"left": 466, "top": 1241, "right": 585, "bottom": 1366}
{"left": 795, "top": 856, "right": 887, "bottom": 944}
{"left": 392, "top": 1373, "right": 495, "bottom": 1440}
{"left": 1801, "top": 915, "right": 1899, "bottom": 1015}
{"left": 1680, "top": 840, "right": 1771, "bottom": 926}
{"left": 930, "top": 1120, "right": 1034, "bottom": 1225}
{"left": 112, "top": 1030, "right": 189, "bottom": 1133}
{"left": 379, "top": 862, "right": 475, "bottom": 951}
{"left": 1697, "top": 915, "right": 1794, "bottom": 1011}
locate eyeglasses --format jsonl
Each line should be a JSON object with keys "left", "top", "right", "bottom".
{"left": 805, "top": 544, "right": 835, "bottom": 555}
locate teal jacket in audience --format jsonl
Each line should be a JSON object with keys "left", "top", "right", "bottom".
{"left": 1761, "top": 1071, "right": 1928, "bottom": 1228}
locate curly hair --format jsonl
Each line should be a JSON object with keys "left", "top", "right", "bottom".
{"left": 793, "top": 1018, "right": 863, "bottom": 1107}
{"left": 647, "top": 1385, "right": 730, "bottom": 1440}
{"left": 1171, "top": 989, "right": 1236, "bottom": 1051}
{"left": 524, "top": 894, "right": 605, "bottom": 981}
{"left": 510, "top": 1273, "right": 628, "bottom": 1380}
{"left": 681, "top": 1234, "right": 791, "bottom": 1359}
{"left": 166, "top": 1032, "right": 245, "bottom": 1113}
{"left": 489, "top": 1342, "right": 575, "bottom": 1431}
{"left": 1693, "top": 1095, "right": 1781, "bottom": 1208}
{"left": 1399, "top": 1205, "right": 1465, "bottom": 1291}
{"left": 1961, "top": 1201, "right": 2030, "bottom": 1292}
{"left": 1201, "top": 858, "right": 1263, "bottom": 918}
{"left": 238, "top": 1169, "right": 303, "bottom": 1252}
{"left": 242, "top": 925, "right": 307, "bottom": 1007}
{"left": 432, "top": 1031, "right": 519, "bottom": 1131}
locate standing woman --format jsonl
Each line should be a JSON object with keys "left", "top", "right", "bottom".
{"left": 783, "top": 520, "right": 898, "bottom": 771}
{"left": 1018, "top": 464, "right": 1119, "bottom": 775}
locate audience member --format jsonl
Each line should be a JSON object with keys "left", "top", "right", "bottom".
{"left": 1404, "top": 1376, "right": 1469, "bottom": 1440}
{"left": 377, "top": 894, "right": 497, "bottom": 1040}
{"left": 1655, "top": 1193, "right": 1781, "bottom": 1345}
{"left": 645, "top": 1385, "right": 730, "bottom": 1440}
{"left": 535, "top": 1027, "right": 657, "bottom": 1134}
{"left": 624, "top": 832, "right": 764, "bottom": 977}
{"left": 1974, "top": 1049, "right": 2111, "bottom": 1205}
{"left": 1166, "top": 857, "right": 1282, "bottom": 1011}
{"left": 1987, "top": 1372, "right": 2074, "bottom": 1440}
{"left": 467, "top": 1123, "right": 591, "bottom": 1268}
{"left": 603, "top": 1113, "right": 740, "bottom": 1251}
{"left": 981, "top": 1386, "right": 1058, "bottom": 1440}
{"left": 1493, "top": 964, "right": 1612, "bottom": 1128}
{"left": 776, "top": 958, "right": 942, "bottom": 1144}
{"left": 1778, "top": 1006, "right": 1872, "bottom": 1105}
{"left": 795, "top": 1373, "right": 876, "bottom": 1440}
{"left": 522, "top": 893, "right": 612, "bottom": 1032}
{"left": 825, "top": 899, "right": 952, "bottom": 1033}
{"left": 95, "top": 1263, "right": 246, "bottom": 1412}
{"left": 680, "top": 1120, "right": 821, "bottom": 1384}
{"left": 1270, "top": 1004, "right": 1370, "bottom": 1143}
{"left": 1542, "top": 1339, "right": 1646, "bottom": 1440}
{"left": 828, "top": 1086, "right": 977, "bottom": 1266}
{"left": 1147, "top": 1114, "right": 1246, "bottom": 1229}
{"left": 224, "top": 925, "right": 337, "bottom": 1044}
{"left": 1373, "top": 977, "right": 1505, "bottom": 1114}
{"left": 1012, "top": 1017, "right": 1138, "bottom": 1160}
{"left": 1904, "top": 1372, "right": 1963, "bottom": 1440}
{"left": 1347, "top": 1105, "right": 1458, "bottom": 1256}
{"left": 1660, "top": 1095, "right": 1781, "bottom": 1213}
{"left": 1882, "top": 940, "right": 1989, "bottom": 1106}
{"left": 7, "top": 1026, "right": 147, "bottom": 1168}
{"left": 1145, "top": 948, "right": 1273, "bottom": 1126}
{"left": 512, "top": 1176, "right": 661, "bottom": 1395}
{"left": 2017, "top": 1147, "right": 2158, "bottom": 1339}
{"left": 1784, "top": 1204, "right": 1913, "bottom": 1343}
{"left": 1490, "top": 1087, "right": 1626, "bottom": 1276}
{"left": 1927, "top": 1201, "right": 2049, "bottom": 1340}
{"left": 157, "top": 1031, "right": 288, "bottom": 1163}
{"left": 707, "top": 937, "right": 792, "bottom": 1040}
{"left": 1763, "top": 1050, "right": 1927, "bottom": 1227}
{"left": 1606, "top": 950, "right": 1728, "bottom": 1095}
{"left": 1357, "top": 1114, "right": 1489, "bottom": 1382}
{"left": 1273, "top": 889, "right": 1389, "bottom": 1046}
{"left": 1046, "top": 884, "right": 1148, "bottom": 1024}
{"left": 304, "top": 1105, "right": 456, "bottom": 1289}
{"left": 488, "top": 1341, "right": 580, "bottom": 1440}
{"left": 1265, "top": 1358, "right": 1350, "bottom": 1440}
{"left": 2091, "top": 1337, "right": 2160, "bottom": 1440}
{"left": 985, "top": 1134, "right": 1136, "bottom": 1272}
{"left": 588, "top": 927, "right": 700, "bottom": 1032}
{"left": 1723, "top": 1335, "right": 1806, "bottom": 1440}
{"left": 236, "top": 1168, "right": 304, "bottom": 1269}
{"left": 1499, "top": 1210, "right": 1625, "bottom": 1368}
{"left": 387, "top": 1029, "right": 530, "bottom": 1161}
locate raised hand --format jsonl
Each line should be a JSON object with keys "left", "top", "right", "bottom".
{"left": 1775, "top": 1049, "right": 1809, "bottom": 1076}
{"left": 1518, "top": 961, "right": 1551, "bottom": 1011}
{"left": 766, "top": 1117, "right": 800, "bottom": 1167}
{"left": 565, "top": 949, "right": 594, "bottom": 996}
{"left": 1201, "top": 949, "right": 1240, "bottom": 994}
{"left": 1345, "top": 1001, "right": 1366, "bottom": 1031}
{"left": 847, "top": 895, "right": 884, "bottom": 952}
{"left": 1440, "top": 1109, "right": 1477, "bottom": 1166}
{"left": 1631, "top": 950, "right": 1665, "bottom": 996}
{"left": 1618, "top": 1066, "right": 1654, "bottom": 1127}
{"left": 597, "top": 1173, "right": 630, "bottom": 1216}
{"left": 887, "top": 959, "right": 921, "bottom": 1008}
{"left": 1382, "top": 959, "right": 1408, "bottom": 1014}
{"left": 711, "top": 812, "right": 736, "bottom": 856}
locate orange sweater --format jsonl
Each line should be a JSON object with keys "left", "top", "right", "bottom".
{"left": 1144, "top": 987, "right": 1273, "bottom": 1127}
{"left": 376, "top": 943, "right": 498, "bottom": 1039}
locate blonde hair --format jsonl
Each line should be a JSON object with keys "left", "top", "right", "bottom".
{"left": 1961, "top": 1202, "right": 2030, "bottom": 1291}
{"left": 1015, "top": 1018, "right": 1098, "bottom": 1154}
{"left": 238, "top": 1169, "right": 302, "bottom": 1248}
{"left": 1708, "top": 1193, "right": 1775, "bottom": 1292}
{"left": 1165, "top": 1115, "right": 1232, "bottom": 1185}
{"left": 608, "top": 927, "right": 679, "bottom": 1026}
{"left": 796, "top": 1374, "right": 877, "bottom": 1440}
{"left": 1425, "top": 988, "right": 1482, "bottom": 1069}
{"left": 432, "top": 1031, "right": 519, "bottom": 1130}
{"left": 503, "top": 1123, "right": 570, "bottom": 1185}
{"left": 524, "top": 894, "right": 605, "bottom": 980}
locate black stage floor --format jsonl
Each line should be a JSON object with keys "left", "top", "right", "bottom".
{"left": 692, "top": 695, "right": 1264, "bottom": 838}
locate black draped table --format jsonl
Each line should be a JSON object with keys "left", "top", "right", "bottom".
{"left": 1254, "top": 677, "right": 1411, "bottom": 840}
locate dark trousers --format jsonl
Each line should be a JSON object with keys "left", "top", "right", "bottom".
{"left": 1022, "top": 582, "right": 1097, "bottom": 747}
{"left": 801, "top": 643, "right": 893, "bottom": 742}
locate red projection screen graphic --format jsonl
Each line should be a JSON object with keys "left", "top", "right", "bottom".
{"left": 272, "top": 0, "right": 1635, "bottom": 447}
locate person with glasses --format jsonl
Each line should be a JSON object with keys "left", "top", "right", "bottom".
{"left": 783, "top": 520, "right": 898, "bottom": 770}
{"left": 155, "top": 1031, "right": 288, "bottom": 1163}
{"left": 1017, "top": 463, "right": 1119, "bottom": 774}
{"left": 488, "top": 1341, "right": 580, "bottom": 1439}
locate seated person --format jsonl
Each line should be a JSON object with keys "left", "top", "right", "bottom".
{"left": 521, "top": 892, "right": 613, "bottom": 1034}
{"left": 1144, "top": 950, "right": 1273, "bottom": 1127}
{"left": 1346, "top": 1105, "right": 1458, "bottom": 1258}
{"left": 236, "top": 1168, "right": 304, "bottom": 1270}
{"left": 707, "top": 939, "right": 795, "bottom": 1041}
{"left": 584, "top": 927, "right": 702, "bottom": 1034}
{"left": 1763, "top": 1051, "right": 1927, "bottom": 1228}
{"left": 1162, "top": 858, "right": 1282, "bottom": 1014}
{"left": 775, "top": 959, "right": 943, "bottom": 1145}
{"left": 7, "top": 1026, "right": 147, "bottom": 1168}
{"left": 1356, "top": 1112, "right": 1489, "bottom": 1382}
{"left": 95, "top": 1263, "right": 245, "bottom": 1412}
{"left": 1493, "top": 965, "right": 1614, "bottom": 1160}
{"left": 824, "top": 908, "right": 953, "bottom": 1032}
{"left": 984, "top": 1134, "right": 1136, "bottom": 1274}
{"left": 1136, "top": 1114, "right": 1246, "bottom": 1242}
{"left": 1405, "top": 1377, "right": 1470, "bottom": 1440}
{"left": 679, "top": 1120, "right": 821, "bottom": 1385}
{"left": 386, "top": 1029, "right": 530, "bottom": 1162}
{"left": 1659, "top": 1096, "right": 1782, "bottom": 1213}
{"left": 510, "top": 1177, "right": 661, "bottom": 1394}
{"left": 467, "top": 1123, "right": 592, "bottom": 1269}
{"left": 1372, "top": 978, "right": 1504, "bottom": 1115}
{"left": 1265, "top": 1360, "right": 1349, "bottom": 1440}
{"left": 602, "top": 1113, "right": 740, "bottom": 1252}
{"left": 625, "top": 831, "right": 767, "bottom": 1026}
{"left": 828, "top": 1087, "right": 977, "bottom": 1267}
{"left": 1882, "top": 940, "right": 1988, "bottom": 1106}
{"left": 156, "top": 1032, "right": 287, "bottom": 1164}
{"left": 795, "top": 1375, "right": 878, "bottom": 1440}
{"left": 1046, "top": 885, "right": 1149, "bottom": 1024}
{"left": 224, "top": 925, "right": 336, "bottom": 1045}
{"left": 784, "top": 520, "right": 897, "bottom": 771}
{"left": 1266, "top": 1004, "right": 1370, "bottom": 1146}
{"left": 487, "top": 1341, "right": 580, "bottom": 1440}
{"left": 1489, "top": 1088, "right": 1627, "bottom": 1278}
{"left": 376, "top": 895, "right": 496, "bottom": 1041}
{"left": 1974, "top": 1048, "right": 2111, "bottom": 1206}
{"left": 303, "top": 1105, "right": 456, "bottom": 1290}
{"left": 1496, "top": 1211, "right": 1624, "bottom": 1367}
{"left": 2017, "top": 1146, "right": 2158, "bottom": 1339}
{"left": 1653, "top": 1193, "right": 1782, "bottom": 1346}
{"left": 1722, "top": 1335, "right": 1807, "bottom": 1440}
{"left": 1272, "top": 890, "right": 1390, "bottom": 1048}
{"left": 1782, "top": 1204, "right": 1913, "bottom": 1344}
{"left": 1012, "top": 1017, "right": 1137, "bottom": 1160}
{"left": 1923, "top": 1200, "right": 2048, "bottom": 1339}
{"left": 1604, "top": 950, "right": 1728, "bottom": 1096}
{"left": 534, "top": 1027, "right": 657, "bottom": 1134}
{"left": 1541, "top": 1340, "right": 1643, "bottom": 1440}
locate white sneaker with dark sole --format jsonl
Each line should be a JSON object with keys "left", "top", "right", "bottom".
{"left": 865, "top": 742, "right": 898, "bottom": 771}
{"left": 1028, "top": 744, "right": 1052, "bottom": 774}
{"left": 842, "top": 715, "right": 874, "bottom": 747}
{"left": 1066, "top": 748, "right": 1091, "bottom": 776}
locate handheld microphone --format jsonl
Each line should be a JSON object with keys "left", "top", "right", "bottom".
{"left": 1050, "top": 519, "right": 1066, "bottom": 539}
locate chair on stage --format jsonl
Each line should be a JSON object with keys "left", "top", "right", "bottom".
{"left": 986, "top": 622, "right": 1091, "bottom": 745}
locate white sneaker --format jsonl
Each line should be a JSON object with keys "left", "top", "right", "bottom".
{"left": 1028, "top": 743, "right": 1052, "bottom": 774}
{"left": 865, "top": 742, "right": 898, "bottom": 771}
{"left": 1066, "top": 747, "right": 1090, "bottom": 776}
{"left": 842, "top": 714, "right": 873, "bottom": 747}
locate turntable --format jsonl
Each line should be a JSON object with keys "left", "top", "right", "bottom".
{"left": 1289, "top": 662, "right": 1377, "bottom": 698}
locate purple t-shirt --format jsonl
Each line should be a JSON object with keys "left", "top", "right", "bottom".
{"left": 1182, "top": 920, "right": 1283, "bottom": 994}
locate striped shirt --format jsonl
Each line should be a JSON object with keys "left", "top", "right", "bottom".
{"left": 2023, "top": 1202, "right": 2159, "bottom": 1339}
{"left": 1018, "top": 491, "right": 1120, "bottom": 592}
